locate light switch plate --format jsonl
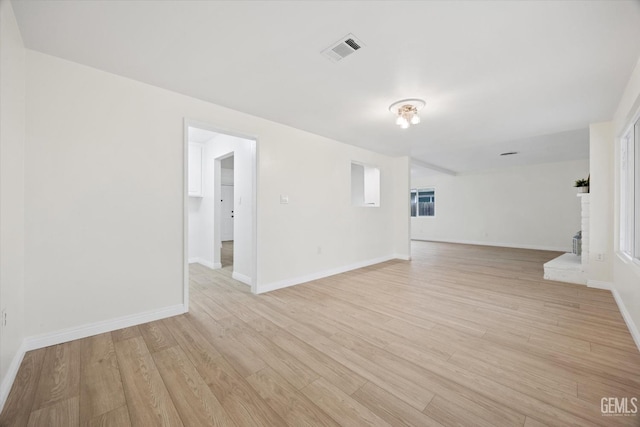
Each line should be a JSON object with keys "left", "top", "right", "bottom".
{"left": 280, "top": 195, "right": 289, "bottom": 204}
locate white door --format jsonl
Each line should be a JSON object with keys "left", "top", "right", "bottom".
{"left": 221, "top": 185, "right": 234, "bottom": 241}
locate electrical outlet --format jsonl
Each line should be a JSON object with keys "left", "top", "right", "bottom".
{"left": 596, "top": 253, "right": 605, "bottom": 262}
{"left": 1, "top": 309, "right": 6, "bottom": 328}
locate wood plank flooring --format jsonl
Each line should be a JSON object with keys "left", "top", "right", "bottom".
{"left": 1, "top": 241, "right": 639, "bottom": 426}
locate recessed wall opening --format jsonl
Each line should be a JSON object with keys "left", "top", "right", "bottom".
{"left": 351, "top": 161, "right": 380, "bottom": 207}
{"left": 184, "top": 120, "right": 257, "bottom": 306}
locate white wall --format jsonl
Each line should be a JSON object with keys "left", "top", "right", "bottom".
{"left": 612, "top": 57, "right": 640, "bottom": 349}
{"left": 257, "top": 133, "right": 409, "bottom": 291}
{"left": 411, "top": 160, "right": 589, "bottom": 251}
{"left": 588, "top": 122, "right": 614, "bottom": 283}
{"left": 188, "top": 138, "right": 214, "bottom": 269}
{"left": 23, "top": 50, "right": 409, "bottom": 339}
{"left": 25, "top": 52, "right": 185, "bottom": 337}
{"left": 188, "top": 145, "right": 215, "bottom": 265}
{"left": 0, "top": 0, "right": 26, "bottom": 407}
{"left": 188, "top": 196, "right": 208, "bottom": 265}
{"left": 351, "top": 163, "right": 365, "bottom": 206}
{"left": 392, "top": 157, "right": 411, "bottom": 259}
{"left": 221, "top": 168, "right": 234, "bottom": 185}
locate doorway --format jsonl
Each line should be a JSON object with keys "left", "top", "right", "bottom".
{"left": 184, "top": 120, "right": 257, "bottom": 308}
{"left": 220, "top": 155, "right": 234, "bottom": 269}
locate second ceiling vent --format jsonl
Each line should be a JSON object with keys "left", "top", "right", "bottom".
{"left": 322, "top": 34, "right": 364, "bottom": 62}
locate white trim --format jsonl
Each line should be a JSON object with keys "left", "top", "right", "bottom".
{"left": 617, "top": 251, "right": 632, "bottom": 264}
{"left": 183, "top": 120, "right": 190, "bottom": 312}
{"left": 23, "top": 304, "right": 185, "bottom": 351}
{"left": 586, "top": 280, "right": 613, "bottom": 290}
{"left": 412, "top": 238, "right": 570, "bottom": 252}
{"left": 189, "top": 258, "right": 221, "bottom": 270}
{"left": 0, "top": 341, "right": 27, "bottom": 414}
{"left": 257, "top": 255, "right": 401, "bottom": 294}
{"left": 611, "top": 287, "right": 640, "bottom": 352}
{"left": 0, "top": 304, "right": 185, "bottom": 413}
{"left": 232, "top": 271, "right": 252, "bottom": 285}
{"left": 251, "top": 135, "right": 258, "bottom": 294}
{"left": 393, "top": 253, "right": 411, "bottom": 261}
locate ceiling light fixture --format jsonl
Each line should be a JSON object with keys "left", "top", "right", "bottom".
{"left": 389, "top": 99, "right": 425, "bottom": 129}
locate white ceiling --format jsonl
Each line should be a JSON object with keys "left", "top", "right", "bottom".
{"left": 12, "top": 1, "right": 640, "bottom": 173}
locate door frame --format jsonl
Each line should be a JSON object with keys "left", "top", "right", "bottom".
{"left": 183, "top": 119, "right": 258, "bottom": 310}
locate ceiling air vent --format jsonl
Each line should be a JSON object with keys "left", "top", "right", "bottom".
{"left": 322, "top": 34, "right": 364, "bottom": 62}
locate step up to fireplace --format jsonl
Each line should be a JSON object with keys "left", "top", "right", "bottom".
{"left": 543, "top": 193, "right": 589, "bottom": 286}
{"left": 543, "top": 253, "right": 586, "bottom": 285}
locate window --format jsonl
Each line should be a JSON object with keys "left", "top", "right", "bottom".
{"left": 620, "top": 116, "right": 640, "bottom": 262}
{"left": 351, "top": 162, "right": 380, "bottom": 207}
{"left": 411, "top": 188, "right": 435, "bottom": 217}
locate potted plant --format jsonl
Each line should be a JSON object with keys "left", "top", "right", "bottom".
{"left": 575, "top": 176, "right": 590, "bottom": 193}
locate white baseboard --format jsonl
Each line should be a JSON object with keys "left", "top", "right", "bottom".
{"left": 0, "top": 340, "right": 27, "bottom": 414}
{"left": 393, "top": 253, "right": 411, "bottom": 261}
{"left": 611, "top": 287, "right": 640, "bottom": 352}
{"left": 0, "top": 303, "right": 186, "bottom": 414}
{"left": 23, "top": 304, "right": 186, "bottom": 351}
{"left": 232, "top": 271, "right": 251, "bottom": 286}
{"left": 587, "top": 280, "right": 613, "bottom": 290}
{"left": 412, "top": 238, "right": 569, "bottom": 253}
{"left": 257, "top": 254, "right": 400, "bottom": 294}
{"left": 189, "top": 258, "right": 220, "bottom": 269}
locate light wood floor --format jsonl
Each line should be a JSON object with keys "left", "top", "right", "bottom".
{"left": 221, "top": 241, "right": 233, "bottom": 269}
{"left": 1, "top": 241, "right": 639, "bottom": 426}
